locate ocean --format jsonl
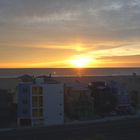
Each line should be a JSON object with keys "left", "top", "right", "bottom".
{"left": 0, "top": 68, "right": 140, "bottom": 78}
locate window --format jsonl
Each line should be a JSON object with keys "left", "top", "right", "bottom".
{"left": 32, "top": 86, "right": 43, "bottom": 95}
{"left": 32, "top": 109, "right": 43, "bottom": 117}
{"left": 32, "top": 96, "right": 43, "bottom": 107}
{"left": 23, "top": 88, "right": 28, "bottom": 93}
{"left": 22, "top": 109, "right": 28, "bottom": 114}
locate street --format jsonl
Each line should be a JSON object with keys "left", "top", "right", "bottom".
{"left": 0, "top": 117, "right": 140, "bottom": 140}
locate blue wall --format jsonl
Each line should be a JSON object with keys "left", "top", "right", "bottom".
{"left": 17, "top": 83, "right": 32, "bottom": 118}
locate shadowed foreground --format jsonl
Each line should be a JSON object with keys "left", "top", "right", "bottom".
{"left": 0, "top": 117, "right": 140, "bottom": 140}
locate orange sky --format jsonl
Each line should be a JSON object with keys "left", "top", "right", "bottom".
{"left": 0, "top": 0, "right": 140, "bottom": 68}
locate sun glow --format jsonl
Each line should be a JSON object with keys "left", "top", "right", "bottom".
{"left": 69, "top": 56, "right": 94, "bottom": 68}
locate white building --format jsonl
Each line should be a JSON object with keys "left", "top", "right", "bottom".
{"left": 43, "top": 83, "right": 64, "bottom": 125}
{"left": 17, "top": 77, "right": 64, "bottom": 126}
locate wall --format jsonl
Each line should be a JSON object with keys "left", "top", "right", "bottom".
{"left": 43, "top": 83, "right": 64, "bottom": 125}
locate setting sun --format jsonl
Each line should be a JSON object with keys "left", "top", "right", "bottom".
{"left": 69, "top": 56, "right": 94, "bottom": 68}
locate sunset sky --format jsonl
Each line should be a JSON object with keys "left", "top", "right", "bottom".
{"left": 0, "top": 0, "right": 140, "bottom": 68}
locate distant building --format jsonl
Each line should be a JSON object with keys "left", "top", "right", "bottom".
{"left": 0, "top": 89, "right": 17, "bottom": 128}
{"left": 109, "top": 81, "right": 130, "bottom": 107}
{"left": 17, "top": 77, "right": 64, "bottom": 126}
{"left": 0, "top": 89, "right": 13, "bottom": 118}
{"left": 88, "top": 81, "right": 119, "bottom": 116}
{"left": 64, "top": 82, "right": 94, "bottom": 120}
{"left": 89, "top": 81, "right": 106, "bottom": 89}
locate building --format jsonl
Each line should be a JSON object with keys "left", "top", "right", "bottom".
{"left": 0, "top": 89, "right": 15, "bottom": 128}
{"left": 109, "top": 80, "right": 132, "bottom": 114}
{"left": 0, "top": 89, "right": 13, "bottom": 118}
{"left": 64, "top": 82, "right": 94, "bottom": 120}
{"left": 17, "top": 77, "right": 64, "bottom": 126}
{"left": 88, "top": 81, "right": 118, "bottom": 116}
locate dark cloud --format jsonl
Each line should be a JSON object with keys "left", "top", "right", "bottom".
{"left": 0, "top": 0, "right": 140, "bottom": 54}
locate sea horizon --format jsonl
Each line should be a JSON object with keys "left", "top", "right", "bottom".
{"left": 0, "top": 67, "right": 140, "bottom": 78}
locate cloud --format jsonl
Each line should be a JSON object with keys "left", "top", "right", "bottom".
{"left": 0, "top": 0, "right": 140, "bottom": 67}
{"left": 0, "top": 45, "right": 76, "bottom": 63}
{"left": 98, "top": 55, "right": 140, "bottom": 61}
{"left": 1, "top": 0, "right": 140, "bottom": 42}
{"left": 88, "top": 43, "right": 140, "bottom": 58}
{"left": 96, "top": 55, "right": 140, "bottom": 67}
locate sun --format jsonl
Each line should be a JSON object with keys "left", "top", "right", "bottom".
{"left": 69, "top": 57, "right": 93, "bottom": 68}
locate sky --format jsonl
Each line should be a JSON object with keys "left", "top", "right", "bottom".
{"left": 0, "top": 0, "right": 140, "bottom": 68}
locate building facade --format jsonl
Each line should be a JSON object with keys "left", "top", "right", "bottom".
{"left": 64, "top": 82, "right": 94, "bottom": 120}
{"left": 17, "top": 78, "right": 64, "bottom": 126}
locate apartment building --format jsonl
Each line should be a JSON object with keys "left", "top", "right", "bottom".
{"left": 17, "top": 77, "right": 64, "bottom": 126}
